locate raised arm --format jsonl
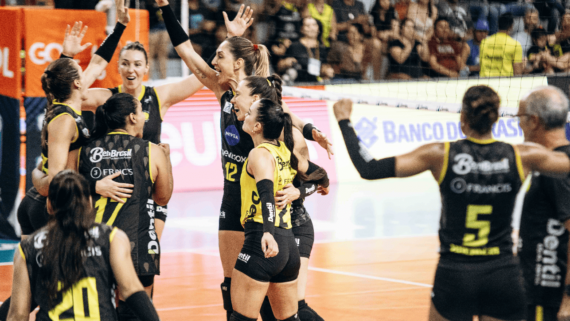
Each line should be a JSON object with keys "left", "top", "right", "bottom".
{"left": 518, "top": 143, "right": 570, "bottom": 178}
{"left": 151, "top": 143, "right": 173, "bottom": 206}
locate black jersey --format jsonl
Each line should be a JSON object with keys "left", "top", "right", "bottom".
{"left": 78, "top": 132, "right": 159, "bottom": 276}
{"left": 291, "top": 177, "right": 313, "bottom": 227}
{"left": 110, "top": 85, "right": 162, "bottom": 144}
{"left": 438, "top": 138, "right": 524, "bottom": 262}
{"left": 220, "top": 90, "right": 254, "bottom": 184}
{"left": 19, "top": 224, "right": 118, "bottom": 321}
{"left": 41, "top": 103, "right": 91, "bottom": 175}
{"left": 519, "top": 145, "right": 570, "bottom": 307}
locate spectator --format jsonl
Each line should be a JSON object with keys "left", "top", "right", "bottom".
{"left": 428, "top": 17, "right": 469, "bottom": 77}
{"left": 188, "top": 0, "right": 217, "bottom": 58}
{"left": 278, "top": 17, "right": 334, "bottom": 83}
{"left": 513, "top": 8, "right": 540, "bottom": 57}
{"left": 304, "top": 0, "right": 337, "bottom": 47}
{"left": 480, "top": 13, "right": 524, "bottom": 77}
{"left": 395, "top": 0, "right": 411, "bottom": 22}
{"left": 556, "top": 11, "right": 570, "bottom": 44}
{"left": 527, "top": 27, "right": 570, "bottom": 73}
{"left": 466, "top": 19, "right": 489, "bottom": 76}
{"left": 436, "top": 0, "right": 470, "bottom": 40}
{"left": 388, "top": 18, "right": 430, "bottom": 79}
{"left": 533, "top": 0, "right": 564, "bottom": 34}
{"left": 328, "top": 23, "right": 367, "bottom": 80}
{"left": 407, "top": 0, "right": 437, "bottom": 43}
{"left": 147, "top": 1, "right": 170, "bottom": 79}
{"left": 470, "top": 0, "right": 534, "bottom": 35}
{"left": 268, "top": 0, "right": 304, "bottom": 67}
{"left": 371, "top": 0, "right": 400, "bottom": 43}
{"left": 332, "top": 0, "right": 369, "bottom": 43}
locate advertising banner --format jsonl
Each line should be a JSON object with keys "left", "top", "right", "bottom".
{"left": 0, "top": 96, "right": 20, "bottom": 239}
{"left": 0, "top": 7, "right": 22, "bottom": 100}
{"left": 162, "top": 90, "right": 337, "bottom": 192}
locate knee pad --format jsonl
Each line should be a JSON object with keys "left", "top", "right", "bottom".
{"left": 260, "top": 296, "right": 277, "bottom": 321}
{"left": 230, "top": 311, "right": 257, "bottom": 321}
{"left": 221, "top": 277, "right": 233, "bottom": 312}
{"left": 116, "top": 300, "right": 139, "bottom": 321}
{"left": 280, "top": 313, "right": 300, "bottom": 321}
{"left": 298, "top": 300, "right": 324, "bottom": 321}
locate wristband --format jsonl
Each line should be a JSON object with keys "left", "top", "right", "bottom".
{"left": 59, "top": 53, "right": 73, "bottom": 59}
{"left": 160, "top": 4, "right": 190, "bottom": 47}
{"left": 303, "top": 123, "right": 320, "bottom": 141}
{"left": 256, "top": 179, "right": 276, "bottom": 235}
{"left": 95, "top": 22, "right": 126, "bottom": 62}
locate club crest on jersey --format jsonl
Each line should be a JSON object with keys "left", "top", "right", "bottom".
{"left": 451, "top": 153, "right": 510, "bottom": 175}
{"left": 225, "top": 125, "right": 240, "bottom": 146}
{"left": 223, "top": 101, "right": 233, "bottom": 114}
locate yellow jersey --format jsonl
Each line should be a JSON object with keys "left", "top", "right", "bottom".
{"left": 240, "top": 141, "right": 297, "bottom": 229}
{"left": 308, "top": 3, "right": 334, "bottom": 47}
{"left": 479, "top": 32, "right": 523, "bottom": 77}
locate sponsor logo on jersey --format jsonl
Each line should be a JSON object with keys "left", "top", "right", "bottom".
{"left": 103, "top": 168, "right": 134, "bottom": 176}
{"left": 223, "top": 101, "right": 233, "bottom": 114}
{"left": 238, "top": 252, "right": 251, "bottom": 263}
{"left": 34, "top": 231, "right": 47, "bottom": 250}
{"left": 220, "top": 211, "right": 226, "bottom": 219}
{"left": 535, "top": 219, "right": 565, "bottom": 288}
{"left": 91, "top": 167, "right": 102, "bottom": 179}
{"left": 267, "top": 203, "right": 275, "bottom": 223}
{"left": 295, "top": 238, "right": 300, "bottom": 246}
{"left": 224, "top": 125, "right": 240, "bottom": 146}
{"left": 450, "top": 177, "right": 512, "bottom": 194}
{"left": 144, "top": 96, "right": 153, "bottom": 105}
{"left": 452, "top": 154, "right": 510, "bottom": 175}
{"left": 221, "top": 149, "right": 247, "bottom": 163}
{"left": 147, "top": 199, "right": 160, "bottom": 255}
{"left": 82, "top": 246, "right": 102, "bottom": 257}
{"left": 305, "top": 185, "right": 316, "bottom": 195}
{"left": 276, "top": 156, "right": 291, "bottom": 171}
{"left": 89, "top": 147, "right": 133, "bottom": 163}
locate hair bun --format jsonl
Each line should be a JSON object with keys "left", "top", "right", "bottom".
{"left": 44, "top": 70, "right": 55, "bottom": 78}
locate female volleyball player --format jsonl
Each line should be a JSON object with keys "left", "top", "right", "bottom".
{"left": 230, "top": 75, "right": 329, "bottom": 321}
{"left": 7, "top": 170, "right": 160, "bottom": 321}
{"left": 333, "top": 86, "right": 570, "bottom": 321}
{"left": 154, "top": 1, "right": 333, "bottom": 318}
{"left": 67, "top": 93, "right": 173, "bottom": 319}
{"left": 231, "top": 98, "right": 300, "bottom": 321}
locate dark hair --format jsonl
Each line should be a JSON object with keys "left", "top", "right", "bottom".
{"left": 400, "top": 18, "right": 414, "bottom": 31}
{"left": 255, "top": 99, "right": 299, "bottom": 172}
{"left": 41, "top": 58, "right": 81, "bottom": 151}
{"left": 351, "top": 23, "right": 365, "bottom": 36}
{"left": 531, "top": 27, "right": 547, "bottom": 40}
{"left": 119, "top": 41, "right": 149, "bottom": 65}
{"left": 40, "top": 170, "right": 94, "bottom": 309}
{"left": 92, "top": 93, "right": 138, "bottom": 141}
{"left": 244, "top": 74, "right": 283, "bottom": 106}
{"left": 225, "top": 37, "right": 270, "bottom": 77}
{"left": 301, "top": 17, "right": 324, "bottom": 45}
{"left": 462, "top": 85, "right": 500, "bottom": 135}
{"left": 498, "top": 13, "right": 515, "bottom": 31}
{"left": 434, "top": 17, "right": 449, "bottom": 29}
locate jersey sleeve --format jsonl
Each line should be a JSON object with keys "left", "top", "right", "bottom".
{"left": 545, "top": 176, "right": 570, "bottom": 223}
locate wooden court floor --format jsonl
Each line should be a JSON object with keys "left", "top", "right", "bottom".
{"left": 0, "top": 235, "right": 440, "bottom": 321}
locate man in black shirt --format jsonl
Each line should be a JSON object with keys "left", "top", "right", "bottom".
{"left": 518, "top": 86, "right": 570, "bottom": 321}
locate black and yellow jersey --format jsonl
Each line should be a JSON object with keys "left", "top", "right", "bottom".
{"left": 240, "top": 141, "right": 297, "bottom": 229}
{"left": 78, "top": 132, "right": 159, "bottom": 276}
{"left": 438, "top": 138, "right": 524, "bottom": 262}
{"left": 109, "top": 85, "right": 163, "bottom": 144}
{"left": 220, "top": 90, "right": 254, "bottom": 184}
{"left": 41, "top": 103, "right": 91, "bottom": 175}
{"left": 19, "top": 224, "right": 118, "bottom": 321}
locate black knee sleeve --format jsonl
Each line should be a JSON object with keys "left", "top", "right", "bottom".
{"left": 221, "top": 277, "right": 233, "bottom": 313}
{"left": 280, "top": 313, "right": 300, "bottom": 321}
{"left": 298, "top": 299, "right": 324, "bottom": 321}
{"left": 230, "top": 311, "right": 257, "bottom": 321}
{"left": 260, "top": 296, "right": 277, "bottom": 321}
{"left": 117, "top": 300, "right": 139, "bottom": 321}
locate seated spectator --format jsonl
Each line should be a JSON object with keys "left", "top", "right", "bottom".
{"left": 428, "top": 17, "right": 469, "bottom": 78}
{"left": 527, "top": 27, "right": 570, "bottom": 73}
{"left": 371, "top": 0, "right": 399, "bottom": 44}
{"left": 533, "top": 0, "right": 565, "bottom": 34}
{"left": 332, "top": 0, "right": 370, "bottom": 43}
{"left": 407, "top": 0, "right": 437, "bottom": 43}
{"left": 436, "top": 0, "right": 470, "bottom": 40}
{"left": 388, "top": 18, "right": 430, "bottom": 79}
{"left": 188, "top": 0, "right": 217, "bottom": 58}
{"left": 466, "top": 20, "right": 489, "bottom": 76}
{"left": 278, "top": 17, "right": 334, "bottom": 83}
{"left": 268, "top": 0, "right": 304, "bottom": 68}
{"left": 327, "top": 24, "right": 368, "bottom": 80}
{"left": 480, "top": 13, "right": 524, "bottom": 77}
{"left": 556, "top": 12, "right": 570, "bottom": 44}
{"left": 513, "top": 8, "right": 540, "bottom": 57}
{"left": 303, "top": 0, "right": 337, "bottom": 47}
{"left": 395, "top": 0, "right": 411, "bottom": 22}
{"left": 469, "top": 0, "right": 534, "bottom": 35}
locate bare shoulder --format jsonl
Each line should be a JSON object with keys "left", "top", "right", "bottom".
{"left": 249, "top": 146, "right": 274, "bottom": 163}
{"left": 415, "top": 142, "right": 446, "bottom": 160}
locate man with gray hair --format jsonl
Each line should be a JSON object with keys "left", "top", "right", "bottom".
{"left": 517, "top": 86, "right": 570, "bottom": 321}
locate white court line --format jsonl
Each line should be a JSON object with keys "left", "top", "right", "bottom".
{"left": 157, "top": 303, "right": 222, "bottom": 312}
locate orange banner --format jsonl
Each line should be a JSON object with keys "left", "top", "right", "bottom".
{"left": 23, "top": 8, "right": 149, "bottom": 97}
{"left": 0, "top": 8, "right": 22, "bottom": 99}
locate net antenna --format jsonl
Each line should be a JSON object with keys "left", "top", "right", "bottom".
{"left": 181, "top": 0, "right": 189, "bottom": 77}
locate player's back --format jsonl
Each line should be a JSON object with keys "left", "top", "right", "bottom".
{"left": 20, "top": 224, "right": 118, "bottom": 321}
{"left": 438, "top": 138, "right": 524, "bottom": 263}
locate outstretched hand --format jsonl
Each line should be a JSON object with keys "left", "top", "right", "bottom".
{"left": 313, "top": 129, "right": 334, "bottom": 159}
{"left": 224, "top": 4, "right": 254, "bottom": 38}
{"left": 333, "top": 99, "right": 353, "bottom": 121}
{"left": 116, "top": 0, "right": 130, "bottom": 25}
{"left": 62, "top": 21, "right": 92, "bottom": 57}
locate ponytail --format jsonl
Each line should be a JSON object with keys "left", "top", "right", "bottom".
{"left": 91, "top": 93, "right": 138, "bottom": 141}
{"left": 282, "top": 113, "right": 299, "bottom": 172}
{"left": 40, "top": 170, "right": 94, "bottom": 309}
{"left": 253, "top": 44, "right": 270, "bottom": 77}
{"left": 245, "top": 74, "right": 283, "bottom": 106}
{"left": 226, "top": 37, "right": 271, "bottom": 77}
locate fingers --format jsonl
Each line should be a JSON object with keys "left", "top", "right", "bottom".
{"left": 267, "top": 242, "right": 278, "bottom": 258}
{"left": 107, "top": 171, "right": 122, "bottom": 179}
{"left": 222, "top": 11, "right": 230, "bottom": 24}
{"left": 65, "top": 25, "right": 70, "bottom": 38}
{"left": 244, "top": 6, "right": 253, "bottom": 21}
{"left": 117, "top": 183, "right": 135, "bottom": 188}
{"left": 246, "top": 17, "right": 254, "bottom": 28}
{"left": 109, "top": 195, "right": 127, "bottom": 203}
{"left": 79, "top": 25, "right": 88, "bottom": 39}
{"left": 261, "top": 239, "right": 268, "bottom": 255}
{"left": 117, "top": 188, "right": 133, "bottom": 194}
{"left": 236, "top": 4, "right": 244, "bottom": 18}
{"left": 80, "top": 43, "right": 93, "bottom": 51}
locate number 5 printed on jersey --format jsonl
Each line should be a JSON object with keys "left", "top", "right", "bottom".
{"left": 463, "top": 205, "right": 493, "bottom": 247}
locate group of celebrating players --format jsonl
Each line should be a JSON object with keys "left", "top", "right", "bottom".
{"left": 2, "top": 0, "right": 570, "bottom": 320}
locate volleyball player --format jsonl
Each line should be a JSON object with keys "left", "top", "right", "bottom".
{"left": 66, "top": 93, "right": 173, "bottom": 320}
{"left": 231, "top": 99, "right": 300, "bottom": 321}
{"left": 7, "top": 170, "right": 160, "bottom": 321}
{"left": 230, "top": 75, "right": 329, "bottom": 321}
{"left": 154, "top": 1, "right": 333, "bottom": 318}
{"left": 516, "top": 87, "right": 570, "bottom": 321}
{"left": 333, "top": 86, "right": 570, "bottom": 321}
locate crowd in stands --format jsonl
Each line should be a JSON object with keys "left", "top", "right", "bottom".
{"left": 12, "top": 0, "right": 570, "bottom": 83}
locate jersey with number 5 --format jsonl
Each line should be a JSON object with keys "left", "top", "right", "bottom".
{"left": 20, "top": 224, "right": 118, "bottom": 321}
{"left": 438, "top": 138, "right": 524, "bottom": 262}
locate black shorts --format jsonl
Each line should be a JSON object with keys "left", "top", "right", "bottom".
{"left": 234, "top": 222, "right": 301, "bottom": 283}
{"left": 219, "top": 181, "right": 244, "bottom": 232}
{"left": 292, "top": 219, "right": 314, "bottom": 258}
{"left": 431, "top": 256, "right": 526, "bottom": 321}
{"left": 17, "top": 188, "right": 49, "bottom": 235}
{"left": 527, "top": 305, "right": 559, "bottom": 321}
